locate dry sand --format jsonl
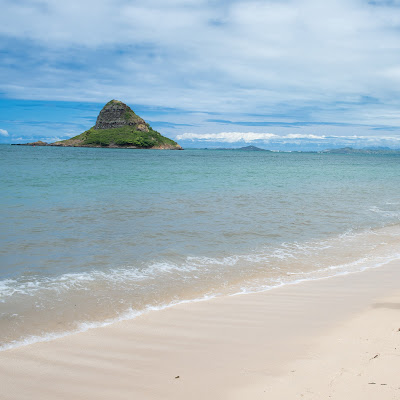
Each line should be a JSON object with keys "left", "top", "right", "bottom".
{"left": 1, "top": 262, "right": 400, "bottom": 399}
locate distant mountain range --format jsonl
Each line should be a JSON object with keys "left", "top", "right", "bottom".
{"left": 237, "top": 145, "right": 271, "bottom": 151}
{"left": 322, "top": 147, "right": 400, "bottom": 154}
{"left": 198, "top": 145, "right": 272, "bottom": 151}
{"left": 202, "top": 146, "right": 400, "bottom": 154}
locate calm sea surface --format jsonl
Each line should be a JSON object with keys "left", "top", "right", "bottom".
{"left": 1, "top": 145, "right": 400, "bottom": 349}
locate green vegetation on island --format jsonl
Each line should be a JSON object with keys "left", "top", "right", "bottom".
{"left": 65, "top": 125, "right": 179, "bottom": 149}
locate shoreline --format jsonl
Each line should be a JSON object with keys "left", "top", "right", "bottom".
{"left": 1, "top": 260, "right": 400, "bottom": 399}
{"left": 2, "top": 239, "right": 399, "bottom": 353}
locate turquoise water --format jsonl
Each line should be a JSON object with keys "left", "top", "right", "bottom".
{"left": 1, "top": 145, "right": 400, "bottom": 349}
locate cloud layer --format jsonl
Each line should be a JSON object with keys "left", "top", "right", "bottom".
{"left": 177, "top": 132, "right": 330, "bottom": 142}
{"left": 176, "top": 131, "right": 400, "bottom": 151}
{"left": 1, "top": 0, "right": 400, "bottom": 146}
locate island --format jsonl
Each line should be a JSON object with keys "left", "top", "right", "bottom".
{"left": 14, "top": 100, "right": 182, "bottom": 150}
{"left": 322, "top": 147, "right": 400, "bottom": 154}
{"left": 237, "top": 145, "right": 271, "bottom": 151}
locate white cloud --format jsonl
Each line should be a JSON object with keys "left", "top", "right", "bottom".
{"left": 285, "top": 134, "right": 326, "bottom": 139}
{"left": 2, "top": 0, "right": 400, "bottom": 128}
{"left": 176, "top": 132, "right": 278, "bottom": 143}
{"left": 0, "top": 129, "right": 9, "bottom": 136}
{"left": 177, "top": 131, "right": 400, "bottom": 144}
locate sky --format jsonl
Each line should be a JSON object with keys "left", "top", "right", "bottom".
{"left": 1, "top": 0, "right": 400, "bottom": 150}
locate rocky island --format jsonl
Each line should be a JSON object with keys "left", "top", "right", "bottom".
{"left": 16, "top": 100, "right": 182, "bottom": 150}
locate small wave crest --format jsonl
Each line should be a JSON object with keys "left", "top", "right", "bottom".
{"left": 2, "top": 224, "right": 400, "bottom": 351}
{"left": 0, "top": 294, "right": 216, "bottom": 352}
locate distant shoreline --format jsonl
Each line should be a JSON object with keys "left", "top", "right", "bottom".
{"left": 9, "top": 143, "right": 400, "bottom": 154}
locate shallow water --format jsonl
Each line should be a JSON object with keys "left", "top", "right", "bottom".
{"left": 1, "top": 145, "right": 400, "bottom": 349}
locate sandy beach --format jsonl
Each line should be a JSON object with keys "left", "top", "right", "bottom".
{"left": 1, "top": 262, "right": 400, "bottom": 400}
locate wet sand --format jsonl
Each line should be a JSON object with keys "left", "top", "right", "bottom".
{"left": 1, "top": 261, "right": 400, "bottom": 399}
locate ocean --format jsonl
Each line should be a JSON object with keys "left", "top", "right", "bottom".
{"left": 1, "top": 145, "right": 400, "bottom": 350}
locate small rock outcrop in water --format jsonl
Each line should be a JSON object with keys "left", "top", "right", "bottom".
{"left": 13, "top": 140, "right": 48, "bottom": 146}
{"left": 15, "top": 100, "right": 182, "bottom": 150}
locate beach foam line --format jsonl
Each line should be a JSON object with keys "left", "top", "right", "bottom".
{"left": 0, "top": 294, "right": 216, "bottom": 352}
{"left": 234, "top": 251, "right": 400, "bottom": 295}
{"left": 2, "top": 259, "right": 400, "bottom": 399}
{"left": 2, "top": 246, "right": 400, "bottom": 352}
{"left": 2, "top": 223, "right": 399, "bottom": 301}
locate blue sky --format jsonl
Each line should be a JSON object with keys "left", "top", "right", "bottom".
{"left": 1, "top": 0, "right": 400, "bottom": 150}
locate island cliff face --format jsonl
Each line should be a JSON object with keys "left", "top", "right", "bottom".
{"left": 94, "top": 100, "right": 149, "bottom": 131}
{"left": 51, "top": 100, "right": 182, "bottom": 150}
